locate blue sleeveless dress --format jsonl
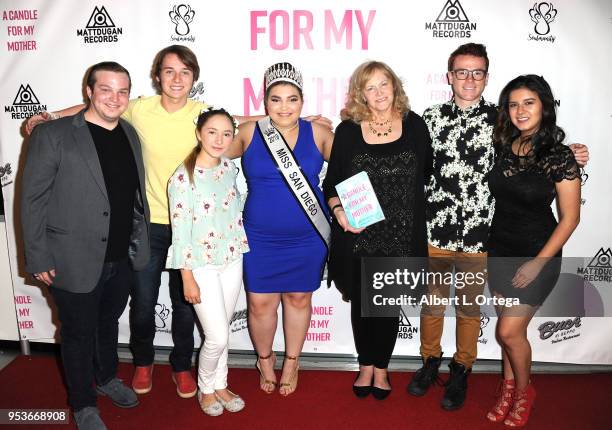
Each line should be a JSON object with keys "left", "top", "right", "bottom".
{"left": 242, "top": 119, "right": 328, "bottom": 293}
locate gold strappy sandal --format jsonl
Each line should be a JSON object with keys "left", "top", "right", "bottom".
{"left": 255, "top": 351, "right": 277, "bottom": 394}
{"left": 279, "top": 355, "right": 299, "bottom": 397}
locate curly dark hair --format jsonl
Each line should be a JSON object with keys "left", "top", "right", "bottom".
{"left": 494, "top": 74, "right": 565, "bottom": 159}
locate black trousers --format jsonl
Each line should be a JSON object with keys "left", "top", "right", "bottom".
{"left": 129, "top": 223, "right": 195, "bottom": 371}
{"left": 50, "top": 259, "right": 130, "bottom": 411}
{"left": 350, "top": 289, "right": 400, "bottom": 369}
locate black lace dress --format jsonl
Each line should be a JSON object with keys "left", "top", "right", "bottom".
{"left": 323, "top": 112, "right": 432, "bottom": 301}
{"left": 487, "top": 143, "right": 579, "bottom": 306}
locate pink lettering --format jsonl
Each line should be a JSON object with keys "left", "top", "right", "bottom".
{"left": 250, "top": 10, "right": 267, "bottom": 50}
{"left": 270, "top": 10, "right": 290, "bottom": 50}
{"left": 355, "top": 10, "right": 376, "bottom": 49}
{"left": 324, "top": 10, "right": 352, "bottom": 49}
{"left": 293, "top": 10, "right": 313, "bottom": 49}
{"left": 243, "top": 78, "right": 264, "bottom": 116}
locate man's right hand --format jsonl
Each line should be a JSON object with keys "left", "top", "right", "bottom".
{"left": 34, "top": 269, "right": 56, "bottom": 286}
{"left": 25, "top": 111, "right": 55, "bottom": 135}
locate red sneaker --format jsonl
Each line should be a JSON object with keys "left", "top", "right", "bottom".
{"left": 132, "top": 365, "right": 153, "bottom": 394}
{"left": 172, "top": 371, "right": 197, "bottom": 398}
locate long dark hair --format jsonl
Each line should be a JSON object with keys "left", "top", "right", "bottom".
{"left": 184, "top": 108, "right": 235, "bottom": 184}
{"left": 494, "top": 74, "right": 565, "bottom": 159}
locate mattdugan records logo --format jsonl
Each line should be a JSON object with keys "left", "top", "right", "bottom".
{"left": 77, "top": 6, "right": 122, "bottom": 43}
{"left": 4, "top": 84, "right": 46, "bottom": 120}
{"left": 397, "top": 309, "right": 418, "bottom": 340}
{"left": 528, "top": 2, "right": 557, "bottom": 42}
{"left": 169, "top": 4, "right": 196, "bottom": 42}
{"left": 577, "top": 248, "right": 612, "bottom": 283}
{"left": 426, "top": 0, "right": 476, "bottom": 38}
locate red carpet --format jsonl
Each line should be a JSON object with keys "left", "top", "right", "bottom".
{"left": 0, "top": 355, "right": 608, "bottom": 429}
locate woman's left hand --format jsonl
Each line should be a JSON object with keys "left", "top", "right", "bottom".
{"left": 512, "top": 259, "right": 546, "bottom": 289}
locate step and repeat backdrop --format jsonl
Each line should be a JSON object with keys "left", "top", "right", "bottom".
{"left": 1, "top": 0, "right": 611, "bottom": 364}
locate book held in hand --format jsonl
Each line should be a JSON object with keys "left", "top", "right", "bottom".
{"left": 335, "top": 171, "right": 385, "bottom": 229}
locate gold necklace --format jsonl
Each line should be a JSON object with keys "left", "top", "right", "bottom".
{"left": 368, "top": 118, "right": 392, "bottom": 137}
{"left": 271, "top": 119, "right": 299, "bottom": 133}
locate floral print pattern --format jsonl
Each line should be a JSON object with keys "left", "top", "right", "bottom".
{"left": 166, "top": 157, "right": 249, "bottom": 269}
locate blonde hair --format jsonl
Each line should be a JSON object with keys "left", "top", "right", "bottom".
{"left": 343, "top": 61, "right": 410, "bottom": 123}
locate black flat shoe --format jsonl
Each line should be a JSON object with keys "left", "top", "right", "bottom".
{"left": 371, "top": 374, "right": 392, "bottom": 400}
{"left": 371, "top": 386, "right": 391, "bottom": 400}
{"left": 352, "top": 374, "right": 372, "bottom": 398}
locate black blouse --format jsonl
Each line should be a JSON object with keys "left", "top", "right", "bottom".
{"left": 322, "top": 111, "right": 432, "bottom": 299}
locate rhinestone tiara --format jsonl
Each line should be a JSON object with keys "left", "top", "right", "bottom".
{"left": 264, "top": 62, "right": 303, "bottom": 90}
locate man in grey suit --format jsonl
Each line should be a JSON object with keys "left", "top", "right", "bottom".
{"left": 21, "top": 62, "right": 150, "bottom": 430}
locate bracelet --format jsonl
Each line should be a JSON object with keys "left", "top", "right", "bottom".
{"left": 331, "top": 203, "right": 344, "bottom": 213}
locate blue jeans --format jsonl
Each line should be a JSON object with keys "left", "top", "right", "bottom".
{"left": 129, "top": 223, "right": 195, "bottom": 371}
{"left": 50, "top": 259, "right": 130, "bottom": 411}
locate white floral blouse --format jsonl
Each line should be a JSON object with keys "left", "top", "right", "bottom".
{"left": 166, "top": 157, "right": 249, "bottom": 269}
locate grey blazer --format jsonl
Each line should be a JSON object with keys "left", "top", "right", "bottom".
{"left": 21, "top": 110, "right": 150, "bottom": 293}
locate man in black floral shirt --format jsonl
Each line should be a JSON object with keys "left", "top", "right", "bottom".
{"left": 407, "top": 43, "right": 588, "bottom": 411}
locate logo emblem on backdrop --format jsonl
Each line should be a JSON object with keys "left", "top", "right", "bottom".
{"left": 170, "top": 5, "right": 195, "bottom": 35}
{"left": 579, "top": 168, "right": 589, "bottom": 186}
{"left": 528, "top": 3, "right": 557, "bottom": 42}
{"left": 13, "top": 84, "right": 40, "bottom": 106}
{"left": 154, "top": 303, "right": 171, "bottom": 330}
{"left": 230, "top": 308, "right": 248, "bottom": 333}
{"left": 77, "top": 6, "right": 122, "bottom": 43}
{"left": 4, "top": 84, "right": 46, "bottom": 120}
{"left": 577, "top": 248, "right": 612, "bottom": 284}
{"left": 479, "top": 312, "right": 490, "bottom": 338}
{"left": 588, "top": 248, "right": 612, "bottom": 269}
{"left": 477, "top": 312, "right": 490, "bottom": 344}
{"left": 169, "top": 5, "right": 196, "bottom": 42}
{"left": 436, "top": 0, "right": 469, "bottom": 23}
{"left": 0, "top": 163, "right": 14, "bottom": 187}
{"left": 397, "top": 309, "right": 418, "bottom": 340}
{"left": 538, "top": 317, "right": 581, "bottom": 343}
{"left": 189, "top": 82, "right": 205, "bottom": 102}
{"left": 425, "top": 0, "right": 476, "bottom": 38}
{"left": 529, "top": 3, "right": 557, "bottom": 35}
{"left": 86, "top": 6, "right": 115, "bottom": 29}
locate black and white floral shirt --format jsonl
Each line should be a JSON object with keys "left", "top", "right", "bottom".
{"left": 423, "top": 98, "right": 497, "bottom": 253}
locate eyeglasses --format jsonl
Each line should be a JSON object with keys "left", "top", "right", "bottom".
{"left": 451, "top": 69, "right": 487, "bottom": 81}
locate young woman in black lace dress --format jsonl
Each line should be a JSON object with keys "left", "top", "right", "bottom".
{"left": 486, "top": 75, "right": 580, "bottom": 427}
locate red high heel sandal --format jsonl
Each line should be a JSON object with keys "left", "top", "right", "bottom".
{"left": 486, "top": 379, "right": 515, "bottom": 422}
{"left": 504, "top": 383, "right": 536, "bottom": 428}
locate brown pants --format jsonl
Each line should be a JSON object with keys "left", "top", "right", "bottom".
{"left": 419, "top": 244, "right": 487, "bottom": 368}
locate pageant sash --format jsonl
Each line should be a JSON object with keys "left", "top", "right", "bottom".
{"left": 256, "top": 117, "right": 331, "bottom": 248}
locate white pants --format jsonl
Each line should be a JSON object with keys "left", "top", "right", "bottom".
{"left": 192, "top": 256, "right": 243, "bottom": 394}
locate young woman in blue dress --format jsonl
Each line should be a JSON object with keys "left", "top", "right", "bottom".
{"left": 228, "top": 63, "right": 334, "bottom": 396}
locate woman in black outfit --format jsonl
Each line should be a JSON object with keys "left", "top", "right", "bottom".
{"left": 323, "top": 61, "right": 431, "bottom": 400}
{"left": 486, "top": 75, "right": 580, "bottom": 427}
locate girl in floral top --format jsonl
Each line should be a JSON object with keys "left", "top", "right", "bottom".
{"left": 166, "top": 108, "right": 249, "bottom": 416}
